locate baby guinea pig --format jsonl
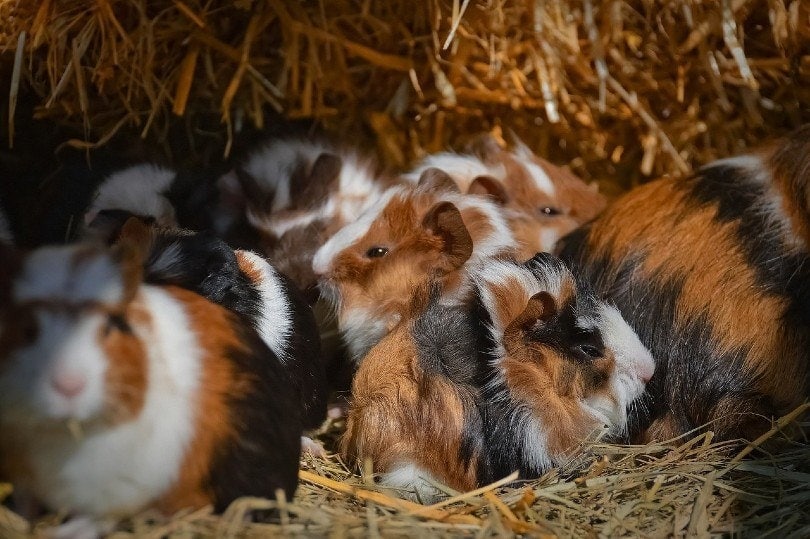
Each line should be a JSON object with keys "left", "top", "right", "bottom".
{"left": 116, "top": 219, "right": 328, "bottom": 435}
{"left": 0, "top": 242, "right": 302, "bottom": 537}
{"left": 558, "top": 125, "right": 810, "bottom": 443}
{"left": 217, "top": 138, "right": 394, "bottom": 294}
{"left": 312, "top": 168, "right": 518, "bottom": 364}
{"left": 404, "top": 134, "right": 606, "bottom": 258}
{"left": 341, "top": 253, "right": 654, "bottom": 501}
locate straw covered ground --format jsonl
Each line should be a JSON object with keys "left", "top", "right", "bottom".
{"left": 2, "top": 0, "right": 810, "bottom": 537}
{"left": 1, "top": 404, "right": 808, "bottom": 537}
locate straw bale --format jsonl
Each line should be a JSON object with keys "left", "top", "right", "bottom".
{"left": 1, "top": 0, "right": 808, "bottom": 192}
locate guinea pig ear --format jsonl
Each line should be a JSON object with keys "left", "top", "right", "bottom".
{"left": 506, "top": 291, "right": 558, "bottom": 336}
{"left": 289, "top": 152, "right": 342, "bottom": 209}
{"left": 417, "top": 167, "right": 460, "bottom": 194}
{"left": 463, "top": 132, "right": 504, "bottom": 164}
{"left": 235, "top": 167, "right": 276, "bottom": 215}
{"left": 115, "top": 217, "right": 152, "bottom": 303}
{"left": 422, "top": 201, "right": 473, "bottom": 270}
{"left": 468, "top": 175, "right": 509, "bottom": 205}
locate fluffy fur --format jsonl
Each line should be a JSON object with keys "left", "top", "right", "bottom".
{"left": 341, "top": 254, "right": 654, "bottom": 500}
{"left": 0, "top": 243, "right": 302, "bottom": 534}
{"left": 558, "top": 125, "right": 810, "bottom": 442}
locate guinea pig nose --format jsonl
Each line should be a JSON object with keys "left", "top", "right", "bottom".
{"left": 637, "top": 360, "right": 655, "bottom": 384}
{"left": 51, "top": 372, "right": 87, "bottom": 399}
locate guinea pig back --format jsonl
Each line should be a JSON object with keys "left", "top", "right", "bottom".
{"left": 558, "top": 125, "right": 810, "bottom": 442}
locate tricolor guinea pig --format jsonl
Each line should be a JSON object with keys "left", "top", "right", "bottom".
{"left": 341, "top": 253, "right": 653, "bottom": 501}
{"left": 0, "top": 242, "right": 302, "bottom": 537}
{"left": 558, "top": 125, "right": 810, "bottom": 442}
{"left": 313, "top": 168, "right": 517, "bottom": 364}
{"left": 404, "top": 134, "right": 606, "bottom": 258}
{"left": 115, "top": 219, "right": 328, "bottom": 437}
{"left": 217, "top": 138, "right": 393, "bottom": 294}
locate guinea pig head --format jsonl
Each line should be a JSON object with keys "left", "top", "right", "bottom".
{"left": 469, "top": 141, "right": 606, "bottom": 258}
{"left": 313, "top": 171, "right": 477, "bottom": 363}
{"left": 477, "top": 253, "right": 654, "bottom": 461}
{"left": 0, "top": 243, "right": 149, "bottom": 428}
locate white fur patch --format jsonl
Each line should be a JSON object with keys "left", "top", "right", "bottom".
{"left": 381, "top": 462, "right": 445, "bottom": 503}
{"left": 234, "top": 250, "right": 292, "bottom": 361}
{"left": 403, "top": 152, "right": 506, "bottom": 191}
{"left": 85, "top": 164, "right": 176, "bottom": 226}
{"left": 512, "top": 155, "right": 556, "bottom": 196}
{"left": 339, "top": 308, "right": 390, "bottom": 363}
{"left": 584, "top": 303, "right": 655, "bottom": 436}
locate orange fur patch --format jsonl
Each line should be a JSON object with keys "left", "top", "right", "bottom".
{"left": 155, "top": 287, "right": 244, "bottom": 514}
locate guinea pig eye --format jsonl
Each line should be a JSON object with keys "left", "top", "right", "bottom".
{"left": 104, "top": 314, "right": 132, "bottom": 336}
{"left": 365, "top": 246, "right": 389, "bottom": 258}
{"left": 573, "top": 343, "right": 603, "bottom": 361}
{"left": 539, "top": 206, "right": 561, "bottom": 216}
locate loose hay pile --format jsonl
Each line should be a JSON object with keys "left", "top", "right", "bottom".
{"left": 2, "top": 1, "right": 810, "bottom": 537}
{"left": 1, "top": 405, "right": 808, "bottom": 537}
{"left": 2, "top": 1, "right": 809, "bottom": 188}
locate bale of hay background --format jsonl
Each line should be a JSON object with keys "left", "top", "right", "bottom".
{"left": 2, "top": 0, "right": 809, "bottom": 194}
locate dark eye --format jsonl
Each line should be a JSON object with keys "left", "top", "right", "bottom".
{"left": 365, "top": 246, "right": 389, "bottom": 258}
{"left": 573, "top": 343, "right": 603, "bottom": 360}
{"left": 105, "top": 314, "right": 132, "bottom": 335}
{"left": 539, "top": 206, "right": 561, "bottom": 216}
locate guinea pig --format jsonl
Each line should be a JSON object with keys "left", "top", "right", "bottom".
{"left": 82, "top": 163, "right": 179, "bottom": 242}
{"left": 312, "top": 167, "right": 518, "bottom": 364}
{"left": 216, "top": 138, "right": 394, "bottom": 294}
{"left": 558, "top": 125, "right": 810, "bottom": 443}
{"left": 115, "top": 219, "right": 328, "bottom": 437}
{"left": 0, "top": 242, "right": 302, "bottom": 537}
{"left": 404, "top": 133, "right": 606, "bottom": 258}
{"left": 341, "top": 253, "right": 654, "bottom": 502}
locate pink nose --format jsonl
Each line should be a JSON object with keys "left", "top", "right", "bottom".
{"left": 638, "top": 362, "right": 655, "bottom": 384}
{"left": 51, "top": 373, "right": 87, "bottom": 399}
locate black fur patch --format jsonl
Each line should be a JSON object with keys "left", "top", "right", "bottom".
{"left": 208, "top": 313, "right": 302, "bottom": 512}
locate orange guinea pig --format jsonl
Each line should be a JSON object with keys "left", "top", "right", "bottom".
{"left": 404, "top": 134, "right": 606, "bottom": 259}
{"left": 558, "top": 125, "right": 810, "bottom": 442}
{"left": 0, "top": 242, "right": 302, "bottom": 537}
{"left": 312, "top": 168, "right": 518, "bottom": 364}
{"left": 341, "top": 253, "right": 654, "bottom": 502}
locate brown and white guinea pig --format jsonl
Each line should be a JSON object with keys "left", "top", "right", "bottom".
{"left": 82, "top": 164, "right": 179, "bottom": 242}
{"left": 216, "top": 138, "right": 394, "bottom": 295}
{"left": 115, "top": 219, "right": 328, "bottom": 438}
{"left": 341, "top": 253, "right": 654, "bottom": 502}
{"left": 404, "top": 134, "right": 606, "bottom": 259}
{"left": 0, "top": 242, "right": 302, "bottom": 537}
{"left": 558, "top": 125, "right": 810, "bottom": 443}
{"left": 312, "top": 168, "right": 518, "bottom": 364}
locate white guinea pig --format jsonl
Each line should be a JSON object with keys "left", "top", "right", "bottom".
{"left": 0, "top": 242, "right": 302, "bottom": 537}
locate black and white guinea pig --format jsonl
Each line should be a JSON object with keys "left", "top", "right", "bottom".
{"left": 0, "top": 242, "right": 302, "bottom": 537}
{"left": 404, "top": 133, "right": 606, "bottom": 258}
{"left": 82, "top": 163, "right": 179, "bottom": 242}
{"left": 558, "top": 125, "right": 810, "bottom": 442}
{"left": 215, "top": 138, "right": 394, "bottom": 294}
{"left": 313, "top": 167, "right": 518, "bottom": 364}
{"left": 116, "top": 219, "right": 328, "bottom": 435}
{"left": 342, "top": 253, "right": 654, "bottom": 502}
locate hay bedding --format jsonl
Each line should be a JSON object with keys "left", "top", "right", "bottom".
{"left": 2, "top": 0, "right": 810, "bottom": 537}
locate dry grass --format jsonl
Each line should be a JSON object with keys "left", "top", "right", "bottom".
{"left": 2, "top": 404, "right": 808, "bottom": 538}
{"left": 1, "top": 1, "right": 809, "bottom": 192}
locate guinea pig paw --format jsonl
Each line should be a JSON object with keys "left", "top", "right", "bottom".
{"left": 46, "top": 515, "right": 114, "bottom": 539}
{"left": 301, "top": 436, "right": 327, "bottom": 458}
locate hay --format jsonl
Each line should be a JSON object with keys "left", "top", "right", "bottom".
{"left": 2, "top": 0, "right": 809, "bottom": 190}
{"left": 2, "top": 404, "right": 808, "bottom": 537}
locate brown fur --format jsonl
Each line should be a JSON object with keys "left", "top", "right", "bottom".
{"left": 155, "top": 287, "right": 243, "bottom": 513}
{"left": 341, "top": 322, "right": 479, "bottom": 492}
{"left": 101, "top": 305, "right": 149, "bottom": 425}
